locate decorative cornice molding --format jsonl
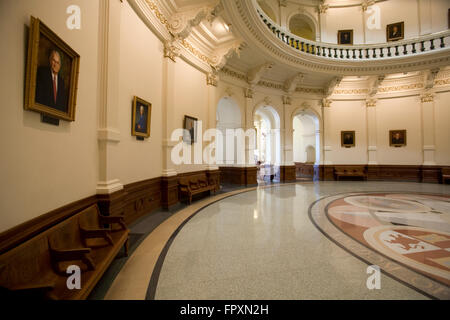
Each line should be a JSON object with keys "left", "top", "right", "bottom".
{"left": 378, "top": 83, "right": 424, "bottom": 93}
{"left": 334, "top": 88, "right": 369, "bottom": 95}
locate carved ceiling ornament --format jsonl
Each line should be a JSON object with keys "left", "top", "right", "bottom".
{"left": 361, "top": 0, "right": 376, "bottom": 12}
{"left": 282, "top": 95, "right": 292, "bottom": 105}
{"left": 284, "top": 73, "right": 304, "bottom": 94}
{"left": 368, "top": 75, "right": 385, "bottom": 97}
{"left": 321, "top": 98, "right": 332, "bottom": 108}
{"left": 424, "top": 68, "right": 440, "bottom": 90}
{"left": 247, "top": 62, "right": 275, "bottom": 86}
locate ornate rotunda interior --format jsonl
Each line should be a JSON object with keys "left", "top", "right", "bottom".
{"left": 0, "top": 0, "right": 449, "bottom": 302}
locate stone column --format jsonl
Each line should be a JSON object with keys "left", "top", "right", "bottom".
{"left": 366, "top": 99, "right": 378, "bottom": 165}
{"left": 421, "top": 92, "right": 436, "bottom": 165}
{"left": 280, "top": 96, "right": 295, "bottom": 182}
{"left": 161, "top": 41, "right": 180, "bottom": 208}
{"left": 96, "top": 0, "right": 125, "bottom": 216}
{"left": 321, "top": 99, "right": 332, "bottom": 165}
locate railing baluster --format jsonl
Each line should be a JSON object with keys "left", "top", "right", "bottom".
{"left": 365, "top": 48, "right": 370, "bottom": 58}
{"left": 295, "top": 40, "right": 299, "bottom": 50}
{"left": 430, "top": 39, "right": 435, "bottom": 50}
{"left": 412, "top": 42, "right": 416, "bottom": 53}
{"left": 334, "top": 48, "right": 338, "bottom": 58}
{"left": 395, "top": 45, "right": 399, "bottom": 56}
{"left": 328, "top": 47, "right": 332, "bottom": 57}
{"left": 306, "top": 43, "right": 310, "bottom": 53}
{"left": 379, "top": 47, "right": 384, "bottom": 58}
{"left": 359, "top": 49, "right": 363, "bottom": 59}
{"left": 387, "top": 46, "right": 392, "bottom": 57}
{"left": 440, "top": 37, "right": 445, "bottom": 48}
{"left": 317, "top": 46, "right": 321, "bottom": 56}
{"left": 372, "top": 48, "right": 377, "bottom": 58}
{"left": 301, "top": 42, "right": 305, "bottom": 52}
{"left": 420, "top": 41, "right": 425, "bottom": 52}
{"left": 403, "top": 44, "right": 407, "bottom": 55}
{"left": 276, "top": 30, "right": 280, "bottom": 39}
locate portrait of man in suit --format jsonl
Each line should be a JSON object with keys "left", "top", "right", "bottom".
{"left": 387, "top": 22, "right": 404, "bottom": 42}
{"left": 390, "top": 130, "right": 406, "bottom": 146}
{"left": 341, "top": 131, "right": 355, "bottom": 147}
{"left": 338, "top": 30, "right": 353, "bottom": 45}
{"left": 135, "top": 104, "right": 148, "bottom": 133}
{"left": 35, "top": 49, "right": 68, "bottom": 112}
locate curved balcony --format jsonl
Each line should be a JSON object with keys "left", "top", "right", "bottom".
{"left": 257, "top": 7, "right": 450, "bottom": 61}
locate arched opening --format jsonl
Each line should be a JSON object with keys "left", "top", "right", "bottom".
{"left": 293, "top": 110, "right": 320, "bottom": 180}
{"left": 288, "top": 14, "right": 316, "bottom": 41}
{"left": 216, "top": 97, "right": 242, "bottom": 166}
{"left": 254, "top": 105, "right": 281, "bottom": 184}
{"left": 257, "top": 1, "right": 277, "bottom": 23}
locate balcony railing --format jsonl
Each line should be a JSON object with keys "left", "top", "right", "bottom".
{"left": 257, "top": 8, "right": 450, "bottom": 61}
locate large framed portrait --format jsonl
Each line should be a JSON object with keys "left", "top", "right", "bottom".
{"left": 338, "top": 30, "right": 353, "bottom": 45}
{"left": 132, "top": 96, "right": 152, "bottom": 138}
{"left": 183, "top": 115, "right": 198, "bottom": 145}
{"left": 341, "top": 131, "right": 355, "bottom": 148}
{"left": 389, "top": 130, "right": 406, "bottom": 147}
{"left": 24, "top": 16, "right": 80, "bottom": 121}
{"left": 386, "top": 22, "right": 404, "bottom": 42}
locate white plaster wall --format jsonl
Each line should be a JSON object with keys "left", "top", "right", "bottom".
{"left": 327, "top": 100, "right": 368, "bottom": 164}
{"left": 172, "top": 58, "right": 210, "bottom": 173}
{"left": 0, "top": 0, "right": 99, "bottom": 232}
{"left": 110, "top": 1, "right": 164, "bottom": 185}
{"left": 376, "top": 96, "right": 423, "bottom": 165}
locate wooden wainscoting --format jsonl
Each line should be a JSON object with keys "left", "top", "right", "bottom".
{"left": 295, "top": 162, "right": 315, "bottom": 179}
{"left": 219, "top": 166, "right": 257, "bottom": 186}
{"left": 279, "top": 165, "right": 296, "bottom": 182}
{"left": 0, "top": 169, "right": 222, "bottom": 256}
{"left": 317, "top": 164, "right": 449, "bottom": 183}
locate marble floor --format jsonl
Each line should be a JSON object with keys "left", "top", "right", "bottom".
{"left": 104, "top": 181, "right": 450, "bottom": 300}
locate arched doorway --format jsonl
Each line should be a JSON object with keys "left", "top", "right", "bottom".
{"left": 216, "top": 97, "right": 242, "bottom": 166}
{"left": 293, "top": 109, "right": 320, "bottom": 180}
{"left": 254, "top": 105, "right": 281, "bottom": 183}
{"left": 289, "top": 14, "right": 317, "bottom": 40}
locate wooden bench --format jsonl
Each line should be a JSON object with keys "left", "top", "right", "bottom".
{"left": 179, "top": 173, "right": 218, "bottom": 204}
{"left": 334, "top": 166, "right": 367, "bottom": 181}
{"left": 0, "top": 204, "right": 128, "bottom": 300}
{"left": 442, "top": 168, "right": 450, "bottom": 184}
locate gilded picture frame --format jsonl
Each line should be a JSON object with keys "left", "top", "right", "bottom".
{"left": 24, "top": 16, "right": 80, "bottom": 121}
{"left": 341, "top": 131, "right": 355, "bottom": 148}
{"left": 386, "top": 22, "right": 404, "bottom": 42}
{"left": 132, "top": 96, "right": 152, "bottom": 138}
{"left": 389, "top": 130, "right": 407, "bottom": 147}
{"left": 338, "top": 30, "right": 353, "bottom": 45}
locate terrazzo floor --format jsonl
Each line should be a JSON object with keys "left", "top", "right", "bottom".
{"left": 105, "top": 181, "right": 450, "bottom": 300}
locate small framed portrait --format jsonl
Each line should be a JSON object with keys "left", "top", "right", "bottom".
{"left": 183, "top": 115, "right": 198, "bottom": 144}
{"left": 24, "top": 16, "right": 80, "bottom": 121}
{"left": 132, "top": 96, "right": 152, "bottom": 138}
{"left": 389, "top": 130, "right": 407, "bottom": 147}
{"left": 341, "top": 131, "right": 355, "bottom": 148}
{"left": 338, "top": 30, "right": 353, "bottom": 45}
{"left": 386, "top": 22, "right": 404, "bottom": 42}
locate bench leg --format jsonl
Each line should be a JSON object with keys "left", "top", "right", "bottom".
{"left": 124, "top": 237, "right": 129, "bottom": 257}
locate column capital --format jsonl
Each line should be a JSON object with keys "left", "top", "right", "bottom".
{"left": 317, "top": 4, "right": 329, "bottom": 14}
{"left": 366, "top": 98, "right": 377, "bottom": 107}
{"left": 321, "top": 98, "right": 332, "bottom": 108}
{"left": 421, "top": 92, "right": 434, "bottom": 103}
{"left": 282, "top": 95, "right": 292, "bottom": 105}
{"left": 164, "top": 40, "right": 180, "bottom": 62}
{"left": 244, "top": 87, "right": 254, "bottom": 99}
{"left": 206, "top": 71, "right": 218, "bottom": 87}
